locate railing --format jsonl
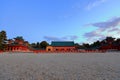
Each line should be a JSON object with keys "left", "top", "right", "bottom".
{"left": 0, "top": 49, "right": 110, "bottom": 53}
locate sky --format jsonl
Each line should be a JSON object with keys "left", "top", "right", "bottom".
{"left": 0, "top": 0, "right": 120, "bottom": 44}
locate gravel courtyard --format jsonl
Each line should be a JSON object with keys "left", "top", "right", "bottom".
{"left": 0, "top": 53, "right": 120, "bottom": 80}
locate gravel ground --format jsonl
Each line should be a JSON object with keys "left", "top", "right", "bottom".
{"left": 0, "top": 53, "right": 120, "bottom": 80}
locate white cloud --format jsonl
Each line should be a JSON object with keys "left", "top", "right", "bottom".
{"left": 44, "top": 36, "right": 61, "bottom": 41}
{"left": 86, "top": 0, "right": 107, "bottom": 10}
{"left": 44, "top": 35, "right": 79, "bottom": 41}
{"left": 83, "top": 17, "right": 120, "bottom": 42}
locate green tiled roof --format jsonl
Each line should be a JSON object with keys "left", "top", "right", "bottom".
{"left": 51, "top": 41, "right": 75, "bottom": 46}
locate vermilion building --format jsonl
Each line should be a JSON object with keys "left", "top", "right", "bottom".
{"left": 46, "top": 41, "right": 76, "bottom": 52}
{"left": 5, "top": 39, "right": 30, "bottom": 52}
{"left": 99, "top": 39, "right": 120, "bottom": 51}
{"left": 100, "top": 44, "right": 120, "bottom": 51}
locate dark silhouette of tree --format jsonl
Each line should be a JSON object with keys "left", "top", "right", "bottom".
{"left": 82, "top": 43, "right": 90, "bottom": 49}
{"left": 14, "top": 36, "right": 24, "bottom": 41}
{"left": 105, "top": 36, "right": 115, "bottom": 44}
{"left": 36, "top": 42, "right": 40, "bottom": 48}
{"left": 0, "top": 30, "right": 7, "bottom": 50}
{"left": 40, "top": 41, "right": 49, "bottom": 49}
{"left": 100, "top": 40, "right": 106, "bottom": 45}
{"left": 90, "top": 40, "right": 101, "bottom": 49}
{"left": 74, "top": 43, "right": 85, "bottom": 49}
{"left": 74, "top": 43, "right": 80, "bottom": 49}
{"left": 31, "top": 43, "right": 36, "bottom": 48}
{"left": 116, "top": 38, "right": 120, "bottom": 44}
{"left": 30, "top": 41, "right": 49, "bottom": 49}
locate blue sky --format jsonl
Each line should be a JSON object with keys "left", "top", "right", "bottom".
{"left": 0, "top": 0, "right": 120, "bottom": 43}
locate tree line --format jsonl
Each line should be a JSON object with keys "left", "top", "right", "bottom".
{"left": 0, "top": 30, "right": 49, "bottom": 50}
{"left": 75, "top": 37, "right": 120, "bottom": 50}
{"left": 0, "top": 30, "right": 120, "bottom": 51}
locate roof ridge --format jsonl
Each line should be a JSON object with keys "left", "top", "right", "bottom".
{"left": 52, "top": 41, "right": 74, "bottom": 42}
{"left": 51, "top": 41, "right": 75, "bottom": 46}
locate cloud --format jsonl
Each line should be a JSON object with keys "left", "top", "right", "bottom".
{"left": 83, "top": 17, "right": 120, "bottom": 42}
{"left": 83, "top": 30, "right": 106, "bottom": 42}
{"left": 108, "top": 28, "right": 120, "bottom": 32}
{"left": 92, "top": 17, "right": 120, "bottom": 30}
{"left": 62, "top": 35, "right": 78, "bottom": 40}
{"left": 69, "top": 35, "right": 78, "bottom": 40}
{"left": 44, "top": 35, "right": 79, "bottom": 41}
{"left": 84, "top": 31, "right": 103, "bottom": 38}
{"left": 44, "top": 36, "right": 61, "bottom": 41}
{"left": 86, "top": 0, "right": 107, "bottom": 10}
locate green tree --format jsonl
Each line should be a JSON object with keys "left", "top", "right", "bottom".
{"left": 105, "top": 36, "right": 115, "bottom": 44}
{"left": 82, "top": 43, "right": 90, "bottom": 49}
{"left": 30, "top": 43, "right": 36, "bottom": 48}
{"left": 74, "top": 43, "right": 80, "bottom": 49}
{"left": 14, "top": 36, "right": 24, "bottom": 41}
{"left": 0, "top": 30, "right": 7, "bottom": 50}
{"left": 30, "top": 42, "right": 39, "bottom": 49}
{"left": 115, "top": 38, "right": 120, "bottom": 45}
{"left": 40, "top": 41, "right": 49, "bottom": 49}
{"left": 36, "top": 42, "right": 40, "bottom": 48}
{"left": 90, "top": 40, "right": 101, "bottom": 49}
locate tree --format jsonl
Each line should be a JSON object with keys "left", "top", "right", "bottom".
{"left": 100, "top": 40, "right": 106, "bottom": 45}
{"left": 0, "top": 30, "right": 7, "bottom": 50}
{"left": 82, "top": 43, "right": 90, "bottom": 49}
{"left": 39, "top": 41, "right": 49, "bottom": 49}
{"left": 30, "top": 43, "right": 36, "bottom": 48}
{"left": 36, "top": 42, "right": 40, "bottom": 48}
{"left": 14, "top": 36, "right": 24, "bottom": 41}
{"left": 74, "top": 43, "right": 80, "bottom": 49}
{"left": 115, "top": 38, "right": 120, "bottom": 50}
{"left": 105, "top": 36, "right": 115, "bottom": 44}
{"left": 0, "top": 30, "right": 7, "bottom": 43}
{"left": 90, "top": 40, "right": 101, "bottom": 49}
{"left": 115, "top": 38, "right": 120, "bottom": 45}
{"left": 117, "top": 38, "right": 120, "bottom": 43}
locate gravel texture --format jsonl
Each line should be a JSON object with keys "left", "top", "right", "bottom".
{"left": 0, "top": 53, "right": 120, "bottom": 80}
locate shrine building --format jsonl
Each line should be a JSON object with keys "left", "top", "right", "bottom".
{"left": 5, "top": 38, "right": 30, "bottom": 52}
{"left": 46, "top": 41, "right": 76, "bottom": 52}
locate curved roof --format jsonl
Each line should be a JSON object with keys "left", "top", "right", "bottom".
{"left": 51, "top": 41, "right": 75, "bottom": 46}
